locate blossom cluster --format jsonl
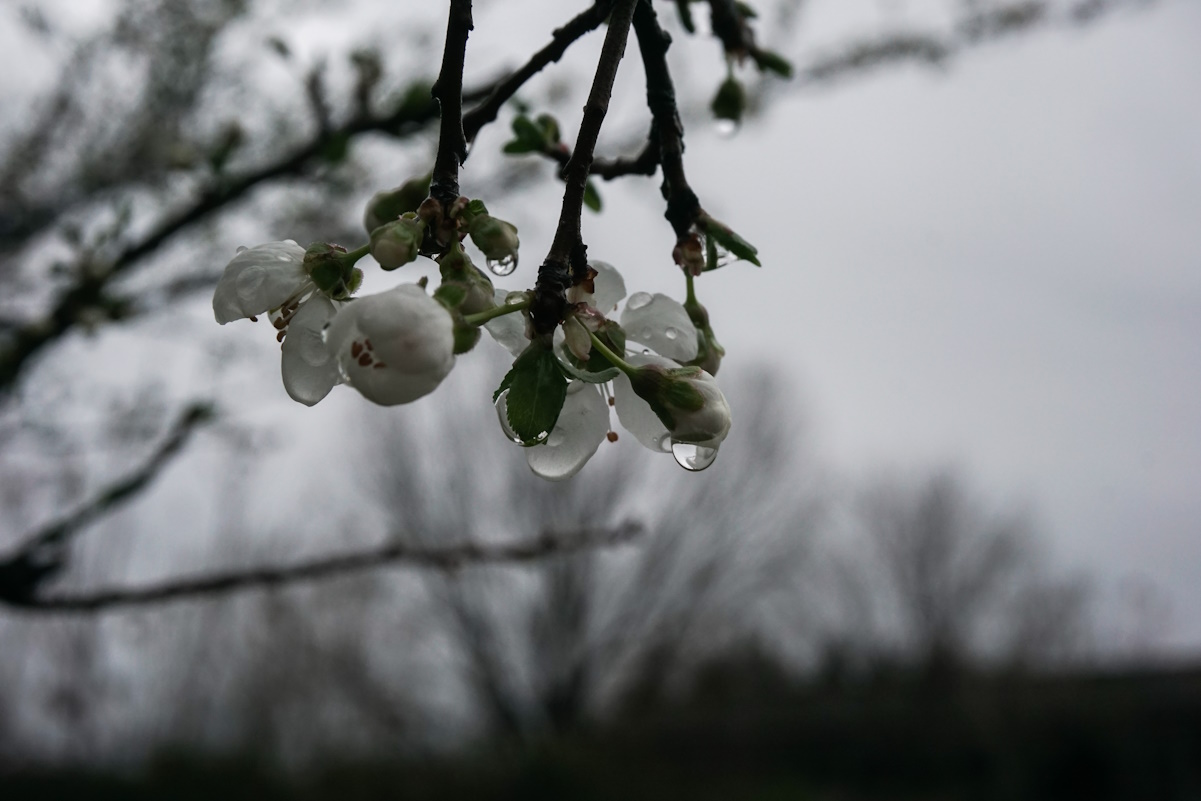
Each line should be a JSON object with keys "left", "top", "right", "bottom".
{"left": 213, "top": 182, "right": 748, "bottom": 479}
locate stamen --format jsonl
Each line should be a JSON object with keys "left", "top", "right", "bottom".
{"left": 364, "top": 339, "right": 374, "bottom": 351}
{"left": 357, "top": 353, "right": 372, "bottom": 367}
{"left": 606, "top": 431, "right": 619, "bottom": 443}
{"left": 373, "top": 362, "right": 387, "bottom": 369}
{"left": 276, "top": 331, "right": 286, "bottom": 342}
{"left": 351, "top": 341, "right": 363, "bottom": 358}
{"left": 273, "top": 317, "right": 287, "bottom": 329}
{"left": 249, "top": 315, "right": 258, "bottom": 323}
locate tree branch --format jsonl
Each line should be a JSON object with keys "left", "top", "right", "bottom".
{"left": 531, "top": 0, "right": 640, "bottom": 336}
{"left": 430, "top": 0, "right": 474, "bottom": 207}
{"left": 462, "top": 0, "right": 616, "bottom": 145}
{"left": 633, "top": 0, "right": 701, "bottom": 239}
{"left": 0, "top": 402, "right": 214, "bottom": 606}
{"left": 7, "top": 523, "right": 642, "bottom": 614}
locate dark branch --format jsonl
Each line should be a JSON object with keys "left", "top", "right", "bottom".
{"left": 633, "top": 0, "right": 700, "bottom": 238}
{"left": 536, "top": 132, "right": 660, "bottom": 181}
{"left": 462, "top": 0, "right": 615, "bottom": 145}
{"left": 0, "top": 402, "right": 214, "bottom": 606}
{"left": 531, "top": 0, "right": 640, "bottom": 336}
{"left": 9, "top": 523, "right": 642, "bottom": 614}
{"left": 430, "top": 0, "right": 474, "bottom": 207}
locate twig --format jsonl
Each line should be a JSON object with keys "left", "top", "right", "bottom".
{"left": 0, "top": 402, "right": 214, "bottom": 606}
{"left": 10, "top": 523, "right": 642, "bottom": 614}
{"left": 462, "top": 0, "right": 616, "bottom": 145}
{"left": 537, "top": 133, "right": 660, "bottom": 181}
{"left": 633, "top": 0, "right": 701, "bottom": 239}
{"left": 531, "top": 0, "right": 641, "bottom": 336}
{"left": 430, "top": 0, "right": 474, "bottom": 207}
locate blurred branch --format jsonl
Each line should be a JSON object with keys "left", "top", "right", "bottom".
{"left": 462, "top": 0, "right": 615, "bottom": 145}
{"left": 0, "top": 401, "right": 215, "bottom": 606}
{"left": 0, "top": 83, "right": 491, "bottom": 396}
{"left": 7, "top": 522, "right": 642, "bottom": 614}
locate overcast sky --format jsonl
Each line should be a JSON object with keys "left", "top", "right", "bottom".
{"left": 4, "top": 0, "right": 1198, "bottom": 653}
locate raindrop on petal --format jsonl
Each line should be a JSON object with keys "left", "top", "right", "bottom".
{"left": 627, "top": 291, "right": 652, "bottom": 310}
{"left": 671, "top": 441, "right": 719, "bottom": 471}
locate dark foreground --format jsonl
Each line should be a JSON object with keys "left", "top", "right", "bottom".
{"left": 4, "top": 664, "right": 1200, "bottom": 800}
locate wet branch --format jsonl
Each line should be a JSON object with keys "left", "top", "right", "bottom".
{"left": 463, "top": 0, "right": 616, "bottom": 145}
{"left": 8, "top": 523, "right": 642, "bottom": 614}
{"left": 633, "top": 0, "right": 700, "bottom": 239}
{"left": 430, "top": 0, "right": 474, "bottom": 206}
{"left": 531, "top": 0, "right": 640, "bottom": 336}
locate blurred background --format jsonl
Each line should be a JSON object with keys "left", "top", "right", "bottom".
{"left": 1, "top": 0, "right": 1199, "bottom": 797}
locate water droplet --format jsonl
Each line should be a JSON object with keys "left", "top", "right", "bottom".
{"left": 486, "top": 256, "right": 517, "bottom": 277}
{"left": 671, "top": 441, "right": 719, "bottom": 471}
{"left": 713, "top": 119, "right": 740, "bottom": 138}
{"left": 236, "top": 245, "right": 248, "bottom": 253}
{"left": 665, "top": 327, "right": 679, "bottom": 340}
{"left": 627, "top": 292, "right": 652, "bottom": 310}
{"left": 547, "top": 430, "right": 565, "bottom": 447}
{"left": 652, "top": 433, "right": 673, "bottom": 453}
{"left": 494, "top": 391, "right": 523, "bottom": 444}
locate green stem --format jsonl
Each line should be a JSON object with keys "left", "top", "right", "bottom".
{"left": 342, "top": 244, "right": 371, "bottom": 263}
{"left": 684, "top": 269, "right": 698, "bottom": 306}
{"left": 463, "top": 297, "right": 531, "bottom": 326}
{"left": 588, "top": 332, "right": 636, "bottom": 376}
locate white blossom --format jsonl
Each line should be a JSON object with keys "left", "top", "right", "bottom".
{"left": 325, "top": 284, "right": 455, "bottom": 406}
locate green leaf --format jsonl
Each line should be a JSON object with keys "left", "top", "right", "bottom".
{"left": 511, "top": 115, "right": 546, "bottom": 147}
{"left": 706, "top": 222, "right": 761, "bottom": 266}
{"left": 753, "top": 48, "right": 794, "bottom": 79}
{"left": 674, "top": 0, "right": 696, "bottom": 33}
{"left": 584, "top": 323, "right": 625, "bottom": 374}
{"left": 705, "top": 233, "right": 720, "bottom": 272}
{"left": 503, "top": 140, "right": 539, "bottom": 155}
{"left": 583, "top": 180, "right": 603, "bottom": 213}
{"left": 499, "top": 343, "right": 568, "bottom": 444}
{"left": 735, "top": 2, "right": 758, "bottom": 19}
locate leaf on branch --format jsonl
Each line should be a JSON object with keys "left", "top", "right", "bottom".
{"left": 497, "top": 343, "right": 568, "bottom": 444}
{"left": 583, "top": 180, "right": 603, "bottom": 213}
{"left": 753, "top": 48, "right": 795, "bottom": 79}
{"left": 703, "top": 217, "right": 761, "bottom": 267}
{"left": 502, "top": 114, "right": 549, "bottom": 154}
{"left": 674, "top": 0, "right": 696, "bottom": 33}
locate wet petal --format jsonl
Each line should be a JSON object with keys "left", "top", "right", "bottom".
{"left": 589, "top": 260, "right": 626, "bottom": 313}
{"left": 527, "top": 382, "right": 608, "bottom": 480}
{"left": 482, "top": 288, "right": 530, "bottom": 357}
{"left": 281, "top": 296, "right": 340, "bottom": 406}
{"left": 619, "top": 292, "right": 698, "bottom": 362}
{"left": 213, "top": 240, "right": 308, "bottom": 323}
{"left": 613, "top": 352, "right": 677, "bottom": 453}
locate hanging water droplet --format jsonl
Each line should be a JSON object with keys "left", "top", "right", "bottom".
{"left": 547, "top": 430, "right": 565, "bottom": 447}
{"left": 713, "top": 119, "right": 740, "bottom": 138}
{"left": 486, "top": 256, "right": 517, "bottom": 277}
{"left": 494, "top": 390, "right": 523, "bottom": 444}
{"left": 671, "top": 441, "right": 719, "bottom": 471}
{"left": 236, "top": 245, "right": 248, "bottom": 253}
{"left": 665, "top": 326, "right": 679, "bottom": 340}
{"left": 627, "top": 292, "right": 652, "bottom": 310}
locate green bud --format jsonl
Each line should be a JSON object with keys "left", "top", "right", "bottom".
{"left": 453, "top": 321, "right": 481, "bottom": 355}
{"left": 304, "top": 243, "right": 348, "bottom": 295}
{"left": 363, "top": 174, "right": 431, "bottom": 233}
{"left": 369, "top": 214, "right": 424, "bottom": 271}
{"left": 468, "top": 214, "right": 520, "bottom": 269}
{"left": 438, "top": 242, "right": 495, "bottom": 316}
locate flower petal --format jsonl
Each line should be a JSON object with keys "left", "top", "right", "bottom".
{"left": 613, "top": 352, "right": 676, "bottom": 453}
{"left": 482, "top": 288, "right": 529, "bottom": 357}
{"left": 213, "top": 240, "right": 308, "bottom": 323}
{"left": 280, "top": 296, "right": 340, "bottom": 406}
{"left": 589, "top": 260, "right": 626, "bottom": 313}
{"left": 326, "top": 284, "right": 455, "bottom": 406}
{"left": 619, "top": 292, "right": 698, "bottom": 362}
{"left": 526, "top": 382, "right": 608, "bottom": 480}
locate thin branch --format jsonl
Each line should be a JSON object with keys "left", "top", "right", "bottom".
{"left": 0, "top": 402, "right": 214, "bottom": 606}
{"left": 531, "top": 0, "right": 640, "bottom": 336}
{"left": 430, "top": 0, "right": 474, "bottom": 207}
{"left": 9, "top": 523, "right": 642, "bottom": 614}
{"left": 536, "top": 131, "right": 660, "bottom": 181}
{"left": 633, "top": 0, "right": 701, "bottom": 239}
{"left": 462, "top": 0, "right": 615, "bottom": 145}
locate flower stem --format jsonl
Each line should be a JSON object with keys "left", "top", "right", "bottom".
{"left": 462, "top": 297, "right": 531, "bottom": 327}
{"left": 343, "top": 244, "right": 371, "bottom": 263}
{"left": 588, "top": 332, "right": 636, "bottom": 376}
{"left": 684, "top": 269, "right": 698, "bottom": 307}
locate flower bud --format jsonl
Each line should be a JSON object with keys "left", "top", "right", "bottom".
{"left": 438, "top": 242, "right": 495, "bottom": 315}
{"left": 303, "top": 242, "right": 349, "bottom": 295}
{"left": 468, "top": 214, "right": 520, "bottom": 270}
{"left": 363, "top": 174, "right": 430, "bottom": 233}
{"left": 369, "top": 214, "right": 424, "bottom": 271}
{"left": 629, "top": 363, "right": 731, "bottom": 448}
{"left": 673, "top": 234, "right": 705, "bottom": 276}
